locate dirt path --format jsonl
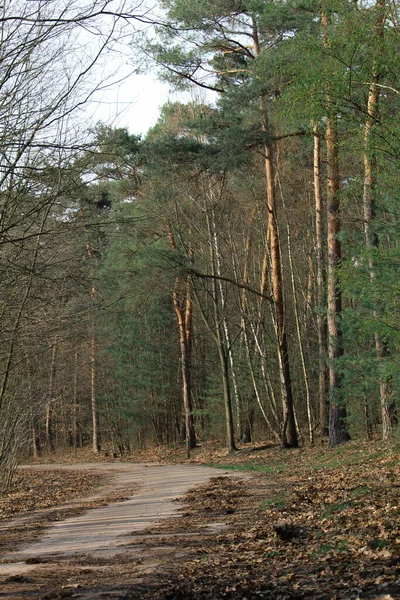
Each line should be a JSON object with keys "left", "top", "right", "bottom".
{"left": 1, "top": 445, "right": 399, "bottom": 599}
{"left": 0, "top": 463, "right": 245, "bottom": 589}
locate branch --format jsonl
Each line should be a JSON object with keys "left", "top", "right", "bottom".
{"left": 272, "top": 130, "right": 311, "bottom": 141}
{"left": 363, "top": 82, "right": 400, "bottom": 95}
{"left": 160, "top": 64, "right": 225, "bottom": 94}
{"left": 244, "top": 130, "right": 313, "bottom": 153}
{"left": 188, "top": 268, "right": 273, "bottom": 303}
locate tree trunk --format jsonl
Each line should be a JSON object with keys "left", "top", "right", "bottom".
{"left": 167, "top": 226, "right": 196, "bottom": 452}
{"left": 253, "top": 18, "right": 297, "bottom": 448}
{"left": 313, "top": 123, "right": 329, "bottom": 437}
{"left": 230, "top": 222, "right": 280, "bottom": 441}
{"left": 286, "top": 219, "right": 313, "bottom": 444}
{"left": 175, "top": 289, "right": 197, "bottom": 453}
{"left": 243, "top": 322, "right": 279, "bottom": 439}
{"left": 217, "top": 341, "right": 237, "bottom": 453}
{"left": 205, "top": 207, "right": 237, "bottom": 453}
{"left": 32, "top": 423, "right": 40, "bottom": 459}
{"left": 268, "top": 187, "right": 297, "bottom": 448}
{"left": 88, "top": 237, "right": 99, "bottom": 454}
{"left": 326, "top": 112, "right": 349, "bottom": 446}
{"left": 322, "top": 11, "right": 350, "bottom": 447}
{"left": 46, "top": 342, "right": 57, "bottom": 453}
{"left": 362, "top": 0, "right": 396, "bottom": 440}
{"left": 90, "top": 328, "right": 98, "bottom": 454}
{"left": 73, "top": 347, "right": 79, "bottom": 449}
{"left": 213, "top": 219, "right": 242, "bottom": 443}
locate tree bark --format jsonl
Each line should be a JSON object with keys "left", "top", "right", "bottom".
{"left": 266, "top": 142, "right": 297, "bottom": 448}
{"left": 313, "top": 123, "right": 329, "bottom": 437}
{"left": 326, "top": 125, "right": 346, "bottom": 435}
{"left": 90, "top": 326, "right": 98, "bottom": 454}
{"left": 46, "top": 342, "right": 57, "bottom": 453}
{"left": 286, "top": 219, "right": 313, "bottom": 444}
{"left": 217, "top": 225, "right": 243, "bottom": 442}
{"left": 322, "top": 11, "right": 350, "bottom": 446}
{"left": 73, "top": 347, "right": 79, "bottom": 449}
{"left": 362, "top": 0, "right": 396, "bottom": 440}
{"left": 167, "top": 226, "right": 196, "bottom": 452}
{"left": 326, "top": 111, "right": 350, "bottom": 446}
{"left": 253, "top": 18, "right": 297, "bottom": 448}
{"left": 205, "top": 207, "right": 237, "bottom": 453}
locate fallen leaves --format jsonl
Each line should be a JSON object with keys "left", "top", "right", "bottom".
{"left": 0, "top": 469, "right": 103, "bottom": 521}
{"left": 142, "top": 441, "right": 400, "bottom": 599}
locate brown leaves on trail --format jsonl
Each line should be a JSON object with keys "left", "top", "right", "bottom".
{"left": 0, "top": 469, "right": 102, "bottom": 521}
{"left": 184, "top": 476, "right": 242, "bottom": 515}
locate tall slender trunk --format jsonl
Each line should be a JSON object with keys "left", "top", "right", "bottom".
{"left": 363, "top": 0, "right": 395, "bottom": 440}
{"left": 266, "top": 144, "right": 297, "bottom": 448}
{"left": 176, "top": 286, "right": 197, "bottom": 453}
{"left": 250, "top": 323, "right": 279, "bottom": 425}
{"left": 286, "top": 219, "right": 313, "bottom": 444}
{"left": 313, "top": 123, "right": 329, "bottom": 436}
{"left": 32, "top": 425, "right": 40, "bottom": 458}
{"left": 306, "top": 248, "right": 314, "bottom": 311}
{"left": 230, "top": 224, "right": 279, "bottom": 440}
{"left": 326, "top": 111, "right": 349, "bottom": 446}
{"left": 254, "top": 230, "right": 281, "bottom": 430}
{"left": 73, "top": 348, "right": 79, "bottom": 448}
{"left": 184, "top": 261, "right": 196, "bottom": 451}
{"left": 87, "top": 240, "right": 99, "bottom": 455}
{"left": 213, "top": 219, "right": 242, "bottom": 442}
{"left": 243, "top": 322, "right": 279, "bottom": 439}
{"left": 30, "top": 357, "right": 40, "bottom": 457}
{"left": 167, "top": 225, "right": 196, "bottom": 453}
{"left": 258, "top": 230, "right": 270, "bottom": 332}
{"left": 205, "top": 208, "right": 237, "bottom": 453}
{"left": 90, "top": 323, "right": 98, "bottom": 454}
{"left": 46, "top": 342, "right": 57, "bottom": 453}
{"left": 253, "top": 19, "right": 297, "bottom": 448}
{"left": 323, "top": 13, "right": 350, "bottom": 446}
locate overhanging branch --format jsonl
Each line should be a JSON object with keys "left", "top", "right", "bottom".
{"left": 188, "top": 268, "right": 273, "bottom": 303}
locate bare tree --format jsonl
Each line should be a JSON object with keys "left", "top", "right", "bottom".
{"left": 0, "top": 0, "right": 147, "bottom": 486}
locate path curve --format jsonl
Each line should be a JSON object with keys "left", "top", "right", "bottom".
{"left": 0, "top": 462, "right": 242, "bottom": 577}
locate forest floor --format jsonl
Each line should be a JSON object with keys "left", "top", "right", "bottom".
{"left": 0, "top": 439, "right": 400, "bottom": 599}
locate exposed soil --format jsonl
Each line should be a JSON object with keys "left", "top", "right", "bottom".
{"left": 1, "top": 441, "right": 400, "bottom": 599}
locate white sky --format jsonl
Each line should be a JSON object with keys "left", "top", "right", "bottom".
{"left": 87, "top": 71, "right": 184, "bottom": 136}
{"left": 85, "top": 67, "right": 214, "bottom": 137}
{"left": 79, "top": 17, "right": 195, "bottom": 137}
{"left": 76, "top": 5, "right": 215, "bottom": 138}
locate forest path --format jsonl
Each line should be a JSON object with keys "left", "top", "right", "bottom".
{"left": 0, "top": 462, "right": 244, "bottom": 581}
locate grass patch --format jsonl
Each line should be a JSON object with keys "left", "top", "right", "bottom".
{"left": 350, "top": 485, "right": 370, "bottom": 498}
{"left": 310, "top": 540, "right": 348, "bottom": 558}
{"left": 308, "top": 443, "right": 388, "bottom": 471}
{"left": 260, "top": 492, "right": 288, "bottom": 509}
{"left": 206, "top": 462, "right": 285, "bottom": 474}
{"left": 323, "top": 500, "right": 353, "bottom": 517}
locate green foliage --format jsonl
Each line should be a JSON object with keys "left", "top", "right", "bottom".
{"left": 207, "top": 462, "right": 285, "bottom": 473}
{"left": 95, "top": 200, "right": 181, "bottom": 446}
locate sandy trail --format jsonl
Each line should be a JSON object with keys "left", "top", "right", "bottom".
{"left": 0, "top": 463, "right": 239, "bottom": 578}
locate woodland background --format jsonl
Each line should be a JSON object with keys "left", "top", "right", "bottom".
{"left": 0, "top": 0, "right": 399, "bottom": 490}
